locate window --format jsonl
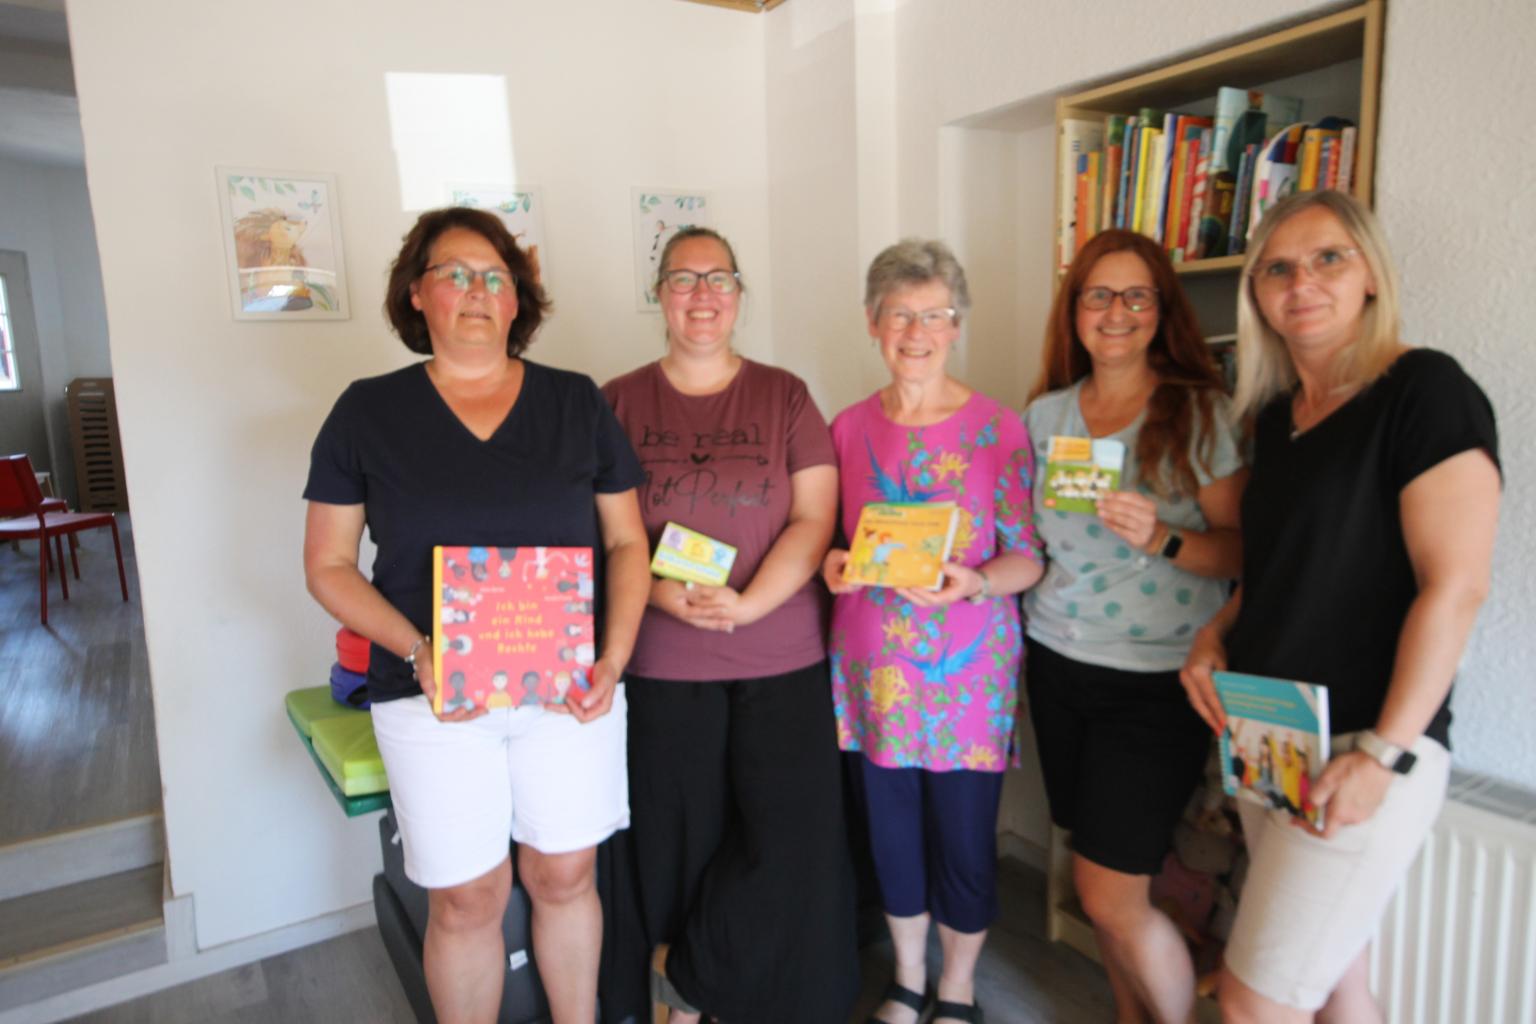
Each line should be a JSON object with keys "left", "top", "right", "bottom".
{"left": 0, "top": 275, "right": 16, "bottom": 391}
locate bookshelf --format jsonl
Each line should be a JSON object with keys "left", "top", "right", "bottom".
{"left": 1042, "top": 0, "right": 1385, "bottom": 972}
{"left": 1053, "top": 0, "right": 1384, "bottom": 281}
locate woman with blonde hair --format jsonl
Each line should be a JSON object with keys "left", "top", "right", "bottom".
{"left": 1182, "top": 190, "right": 1500, "bottom": 1022}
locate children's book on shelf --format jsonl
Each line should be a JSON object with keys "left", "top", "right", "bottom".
{"left": 1041, "top": 435, "right": 1126, "bottom": 514}
{"left": 1059, "top": 118, "right": 1105, "bottom": 268}
{"left": 432, "top": 545, "right": 595, "bottom": 715}
{"left": 650, "top": 521, "right": 738, "bottom": 587}
{"left": 1248, "top": 122, "right": 1307, "bottom": 238}
{"left": 1214, "top": 670, "right": 1331, "bottom": 828}
{"left": 844, "top": 502, "right": 961, "bottom": 590}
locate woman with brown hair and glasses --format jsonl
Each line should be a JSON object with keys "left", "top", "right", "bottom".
{"left": 1023, "top": 229, "right": 1245, "bottom": 1024}
{"left": 602, "top": 227, "right": 858, "bottom": 1024}
{"left": 303, "top": 207, "right": 651, "bottom": 1024}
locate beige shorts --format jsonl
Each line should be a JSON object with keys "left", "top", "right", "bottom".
{"left": 370, "top": 687, "right": 629, "bottom": 889}
{"left": 1224, "top": 732, "right": 1449, "bottom": 1010}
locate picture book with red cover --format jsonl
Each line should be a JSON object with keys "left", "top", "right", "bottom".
{"left": 432, "top": 546, "right": 595, "bottom": 714}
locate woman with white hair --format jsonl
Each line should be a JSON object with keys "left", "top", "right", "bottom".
{"left": 823, "top": 238, "right": 1045, "bottom": 1024}
{"left": 1182, "top": 189, "right": 1500, "bottom": 1022}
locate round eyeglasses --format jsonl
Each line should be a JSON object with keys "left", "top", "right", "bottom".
{"left": 880, "top": 307, "right": 958, "bottom": 331}
{"left": 1251, "top": 246, "right": 1361, "bottom": 288}
{"left": 1078, "top": 286, "right": 1158, "bottom": 313}
{"left": 661, "top": 269, "right": 741, "bottom": 295}
{"left": 424, "top": 262, "right": 514, "bottom": 295}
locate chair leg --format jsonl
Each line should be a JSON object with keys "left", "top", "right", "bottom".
{"left": 54, "top": 535, "right": 70, "bottom": 601}
{"left": 69, "top": 533, "right": 81, "bottom": 579}
{"left": 109, "top": 519, "right": 129, "bottom": 602}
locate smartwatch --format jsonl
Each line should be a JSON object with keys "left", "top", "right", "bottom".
{"left": 1157, "top": 528, "right": 1184, "bottom": 560}
{"left": 1355, "top": 730, "right": 1417, "bottom": 774}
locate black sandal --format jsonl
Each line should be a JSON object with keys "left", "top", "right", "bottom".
{"left": 931, "top": 999, "right": 984, "bottom": 1024}
{"left": 867, "top": 981, "right": 934, "bottom": 1023}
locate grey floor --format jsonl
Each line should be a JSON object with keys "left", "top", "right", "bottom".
{"left": 0, "top": 515, "right": 160, "bottom": 843}
{"left": 65, "top": 860, "right": 1112, "bottom": 1023}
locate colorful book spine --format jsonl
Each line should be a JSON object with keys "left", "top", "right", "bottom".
{"left": 1074, "top": 153, "right": 1091, "bottom": 254}
{"left": 1086, "top": 150, "right": 1103, "bottom": 238}
{"left": 1337, "top": 126, "right": 1358, "bottom": 194}
{"left": 1102, "top": 115, "right": 1127, "bottom": 230}
{"left": 1116, "top": 122, "right": 1141, "bottom": 229}
{"left": 1059, "top": 118, "right": 1105, "bottom": 268}
{"left": 1185, "top": 137, "right": 1212, "bottom": 259}
{"left": 1139, "top": 129, "right": 1166, "bottom": 240}
{"left": 1131, "top": 128, "right": 1155, "bottom": 234}
{"left": 1164, "top": 129, "right": 1189, "bottom": 252}
{"left": 1228, "top": 143, "right": 1258, "bottom": 255}
{"left": 1320, "top": 137, "right": 1337, "bottom": 191}
{"left": 1175, "top": 135, "right": 1203, "bottom": 260}
{"left": 1153, "top": 112, "right": 1179, "bottom": 243}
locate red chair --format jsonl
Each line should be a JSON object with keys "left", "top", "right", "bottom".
{"left": 0, "top": 453, "right": 129, "bottom": 624}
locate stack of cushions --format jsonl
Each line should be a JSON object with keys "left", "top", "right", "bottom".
{"left": 331, "top": 627, "right": 370, "bottom": 709}
{"left": 286, "top": 684, "right": 389, "bottom": 798}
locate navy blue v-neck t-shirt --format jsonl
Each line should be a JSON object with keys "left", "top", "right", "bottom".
{"left": 304, "top": 360, "right": 644, "bottom": 703}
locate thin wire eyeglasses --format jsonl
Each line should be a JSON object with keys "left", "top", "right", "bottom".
{"left": 1078, "top": 286, "right": 1159, "bottom": 312}
{"left": 880, "top": 307, "right": 958, "bottom": 331}
{"left": 661, "top": 269, "right": 741, "bottom": 295}
{"left": 1251, "top": 246, "right": 1362, "bottom": 287}
{"left": 424, "top": 262, "right": 514, "bottom": 295}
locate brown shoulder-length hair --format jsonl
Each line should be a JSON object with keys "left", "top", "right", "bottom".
{"left": 383, "top": 207, "right": 551, "bottom": 357}
{"left": 1029, "top": 229, "right": 1227, "bottom": 499}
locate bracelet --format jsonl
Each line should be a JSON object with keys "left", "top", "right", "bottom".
{"left": 967, "top": 568, "right": 991, "bottom": 605}
{"left": 404, "top": 635, "right": 429, "bottom": 668}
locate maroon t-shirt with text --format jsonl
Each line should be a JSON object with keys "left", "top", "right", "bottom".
{"left": 602, "top": 359, "right": 835, "bottom": 681}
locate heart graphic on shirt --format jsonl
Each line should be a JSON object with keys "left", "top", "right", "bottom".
{"left": 690, "top": 452, "right": 713, "bottom": 464}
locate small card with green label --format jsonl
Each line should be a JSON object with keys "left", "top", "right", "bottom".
{"left": 1042, "top": 435, "right": 1126, "bottom": 514}
{"left": 650, "top": 522, "right": 738, "bottom": 587}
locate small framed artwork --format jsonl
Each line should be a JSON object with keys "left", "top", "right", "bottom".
{"left": 216, "top": 167, "right": 349, "bottom": 320}
{"left": 631, "top": 187, "right": 711, "bottom": 311}
{"left": 448, "top": 184, "right": 547, "bottom": 286}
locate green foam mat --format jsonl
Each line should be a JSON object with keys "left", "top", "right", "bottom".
{"left": 310, "top": 713, "right": 389, "bottom": 796}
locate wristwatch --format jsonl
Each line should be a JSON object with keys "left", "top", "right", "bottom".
{"left": 1157, "top": 528, "right": 1184, "bottom": 560}
{"left": 1355, "top": 729, "right": 1417, "bottom": 774}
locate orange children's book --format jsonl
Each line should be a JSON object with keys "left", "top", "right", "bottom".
{"left": 432, "top": 545, "right": 595, "bottom": 715}
{"left": 844, "top": 502, "right": 961, "bottom": 590}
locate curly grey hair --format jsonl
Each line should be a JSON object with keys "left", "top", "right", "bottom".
{"left": 864, "top": 238, "right": 971, "bottom": 320}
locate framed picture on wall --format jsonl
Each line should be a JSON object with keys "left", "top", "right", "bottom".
{"left": 631, "top": 187, "right": 712, "bottom": 311}
{"left": 447, "top": 184, "right": 547, "bottom": 287}
{"left": 216, "top": 167, "right": 350, "bottom": 321}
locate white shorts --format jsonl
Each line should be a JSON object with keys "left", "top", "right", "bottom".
{"left": 1224, "top": 732, "right": 1449, "bottom": 1010}
{"left": 370, "top": 686, "right": 629, "bottom": 889}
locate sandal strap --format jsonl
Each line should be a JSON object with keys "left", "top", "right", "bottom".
{"left": 932, "top": 999, "right": 983, "bottom": 1023}
{"left": 874, "top": 980, "right": 929, "bottom": 1014}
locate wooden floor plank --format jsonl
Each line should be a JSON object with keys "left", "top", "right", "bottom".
{"left": 65, "top": 861, "right": 1112, "bottom": 1023}
{"left": 0, "top": 518, "right": 161, "bottom": 846}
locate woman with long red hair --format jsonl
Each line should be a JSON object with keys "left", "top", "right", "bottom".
{"left": 1023, "top": 229, "right": 1246, "bottom": 1023}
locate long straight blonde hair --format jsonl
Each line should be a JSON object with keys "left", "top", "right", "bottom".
{"left": 1233, "top": 190, "right": 1402, "bottom": 419}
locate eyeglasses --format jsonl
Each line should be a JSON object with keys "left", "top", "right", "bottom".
{"left": 424, "top": 262, "right": 514, "bottom": 295}
{"left": 1078, "top": 286, "right": 1158, "bottom": 312}
{"left": 661, "top": 269, "right": 741, "bottom": 294}
{"left": 880, "top": 307, "right": 958, "bottom": 331}
{"left": 1251, "top": 246, "right": 1361, "bottom": 287}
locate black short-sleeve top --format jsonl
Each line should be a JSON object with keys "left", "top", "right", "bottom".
{"left": 1227, "top": 348, "right": 1499, "bottom": 747}
{"left": 304, "top": 360, "right": 645, "bottom": 703}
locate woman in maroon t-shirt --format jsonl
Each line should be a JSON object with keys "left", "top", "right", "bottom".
{"left": 602, "top": 228, "right": 858, "bottom": 1024}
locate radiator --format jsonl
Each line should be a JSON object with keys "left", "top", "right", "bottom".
{"left": 1371, "top": 771, "right": 1536, "bottom": 1024}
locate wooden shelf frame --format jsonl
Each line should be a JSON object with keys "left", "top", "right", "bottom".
{"left": 1053, "top": 0, "right": 1384, "bottom": 277}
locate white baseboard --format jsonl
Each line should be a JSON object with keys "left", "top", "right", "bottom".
{"left": 0, "top": 901, "right": 376, "bottom": 1024}
{"left": 997, "top": 829, "right": 1048, "bottom": 873}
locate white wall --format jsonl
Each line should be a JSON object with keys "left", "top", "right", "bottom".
{"left": 764, "top": 0, "right": 1536, "bottom": 849}
{"left": 66, "top": 0, "right": 770, "bottom": 949}
{"left": 63, "top": 0, "right": 1536, "bottom": 950}
{"left": 0, "top": 154, "right": 112, "bottom": 504}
